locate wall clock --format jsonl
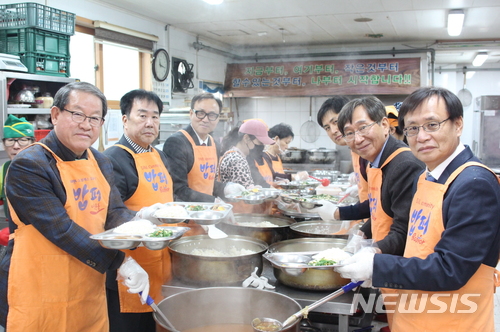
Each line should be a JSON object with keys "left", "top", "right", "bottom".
{"left": 152, "top": 48, "right": 170, "bottom": 82}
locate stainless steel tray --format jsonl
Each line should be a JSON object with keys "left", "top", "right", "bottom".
{"left": 90, "top": 226, "right": 190, "bottom": 250}
{"left": 225, "top": 188, "right": 281, "bottom": 204}
{"left": 277, "top": 180, "right": 319, "bottom": 190}
{"left": 152, "top": 202, "right": 233, "bottom": 225}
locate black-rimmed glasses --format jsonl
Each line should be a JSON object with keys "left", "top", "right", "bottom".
{"left": 403, "top": 118, "right": 450, "bottom": 137}
{"left": 62, "top": 109, "right": 104, "bottom": 127}
{"left": 343, "top": 122, "right": 378, "bottom": 142}
{"left": 193, "top": 110, "right": 219, "bottom": 121}
{"left": 3, "top": 137, "right": 34, "bottom": 147}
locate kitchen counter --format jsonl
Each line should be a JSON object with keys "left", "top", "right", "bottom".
{"left": 162, "top": 260, "right": 371, "bottom": 332}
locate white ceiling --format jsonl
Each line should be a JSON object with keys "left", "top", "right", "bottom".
{"left": 95, "top": 0, "right": 500, "bottom": 66}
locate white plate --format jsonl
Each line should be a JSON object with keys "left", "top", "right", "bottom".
{"left": 8, "top": 104, "right": 31, "bottom": 108}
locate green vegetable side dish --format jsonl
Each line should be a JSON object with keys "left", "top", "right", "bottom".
{"left": 148, "top": 229, "right": 174, "bottom": 237}
{"left": 186, "top": 205, "right": 204, "bottom": 211}
{"left": 311, "top": 194, "right": 339, "bottom": 202}
{"left": 308, "top": 258, "right": 337, "bottom": 266}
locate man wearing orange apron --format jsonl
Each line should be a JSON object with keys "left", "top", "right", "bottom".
{"left": 104, "top": 90, "right": 174, "bottom": 332}
{"left": 313, "top": 96, "right": 424, "bottom": 330}
{"left": 0, "top": 82, "right": 149, "bottom": 332}
{"left": 337, "top": 87, "right": 500, "bottom": 331}
{"left": 162, "top": 93, "right": 244, "bottom": 205}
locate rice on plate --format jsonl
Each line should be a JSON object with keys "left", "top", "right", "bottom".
{"left": 114, "top": 219, "right": 156, "bottom": 235}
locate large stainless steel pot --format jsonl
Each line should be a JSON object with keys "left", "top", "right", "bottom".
{"left": 168, "top": 235, "right": 268, "bottom": 286}
{"left": 281, "top": 148, "right": 307, "bottom": 163}
{"left": 307, "top": 148, "right": 336, "bottom": 164}
{"left": 268, "top": 238, "right": 349, "bottom": 291}
{"left": 290, "top": 220, "right": 349, "bottom": 239}
{"left": 154, "top": 287, "right": 301, "bottom": 331}
{"left": 219, "top": 214, "right": 294, "bottom": 245}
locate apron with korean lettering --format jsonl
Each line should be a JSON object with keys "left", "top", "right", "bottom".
{"left": 392, "top": 162, "right": 499, "bottom": 332}
{"left": 7, "top": 143, "right": 110, "bottom": 332}
{"left": 366, "top": 147, "right": 409, "bottom": 328}
{"left": 180, "top": 130, "right": 216, "bottom": 235}
{"left": 115, "top": 145, "right": 173, "bottom": 313}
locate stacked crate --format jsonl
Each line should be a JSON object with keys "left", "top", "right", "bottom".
{"left": 0, "top": 2, "right": 75, "bottom": 77}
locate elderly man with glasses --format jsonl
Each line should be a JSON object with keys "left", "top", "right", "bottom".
{"left": 336, "top": 87, "right": 500, "bottom": 332}
{"left": 162, "top": 93, "right": 243, "bottom": 235}
{"left": 0, "top": 82, "right": 150, "bottom": 332}
{"left": 310, "top": 95, "right": 425, "bottom": 331}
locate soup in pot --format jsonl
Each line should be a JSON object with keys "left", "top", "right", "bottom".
{"left": 183, "top": 324, "right": 254, "bottom": 332}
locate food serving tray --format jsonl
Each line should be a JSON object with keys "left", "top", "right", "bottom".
{"left": 90, "top": 226, "right": 190, "bottom": 250}
{"left": 225, "top": 188, "right": 281, "bottom": 205}
{"left": 152, "top": 202, "right": 233, "bottom": 225}
{"left": 263, "top": 252, "right": 344, "bottom": 273}
{"left": 291, "top": 194, "right": 341, "bottom": 209}
{"left": 277, "top": 180, "right": 319, "bottom": 190}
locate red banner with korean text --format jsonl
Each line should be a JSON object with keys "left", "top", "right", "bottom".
{"left": 224, "top": 58, "right": 421, "bottom": 97}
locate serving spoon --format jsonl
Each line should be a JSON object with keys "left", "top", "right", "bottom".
{"left": 206, "top": 224, "right": 228, "bottom": 239}
{"left": 309, "top": 175, "right": 330, "bottom": 187}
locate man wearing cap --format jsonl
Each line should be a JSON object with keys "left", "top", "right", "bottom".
{"left": 162, "top": 93, "right": 244, "bottom": 206}
{"left": 0, "top": 115, "right": 35, "bottom": 245}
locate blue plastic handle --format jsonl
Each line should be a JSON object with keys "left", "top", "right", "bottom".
{"left": 139, "top": 291, "right": 154, "bottom": 306}
{"left": 341, "top": 280, "right": 364, "bottom": 293}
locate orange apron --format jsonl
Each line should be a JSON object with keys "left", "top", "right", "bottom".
{"left": 366, "top": 147, "right": 409, "bottom": 328}
{"left": 180, "top": 130, "right": 216, "bottom": 236}
{"left": 255, "top": 159, "right": 274, "bottom": 185}
{"left": 265, "top": 151, "right": 285, "bottom": 174}
{"left": 7, "top": 143, "right": 110, "bottom": 332}
{"left": 219, "top": 150, "right": 272, "bottom": 215}
{"left": 114, "top": 145, "right": 173, "bottom": 313}
{"left": 392, "top": 162, "right": 500, "bottom": 332}
{"left": 351, "top": 150, "right": 369, "bottom": 202}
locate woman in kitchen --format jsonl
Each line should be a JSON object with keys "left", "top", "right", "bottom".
{"left": 218, "top": 119, "right": 276, "bottom": 213}
{"left": 261, "top": 123, "right": 308, "bottom": 185}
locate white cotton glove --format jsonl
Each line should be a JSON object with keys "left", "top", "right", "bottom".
{"left": 345, "top": 185, "right": 359, "bottom": 199}
{"left": 134, "top": 202, "right": 164, "bottom": 225}
{"left": 224, "top": 182, "right": 245, "bottom": 196}
{"left": 295, "top": 171, "right": 309, "bottom": 181}
{"left": 335, "top": 247, "right": 379, "bottom": 288}
{"left": 118, "top": 257, "right": 150, "bottom": 303}
{"left": 348, "top": 172, "right": 357, "bottom": 186}
{"left": 308, "top": 200, "right": 338, "bottom": 221}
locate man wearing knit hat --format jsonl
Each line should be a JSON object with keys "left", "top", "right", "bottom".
{"left": 0, "top": 115, "right": 35, "bottom": 235}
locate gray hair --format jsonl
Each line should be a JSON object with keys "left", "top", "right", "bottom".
{"left": 53, "top": 82, "right": 108, "bottom": 118}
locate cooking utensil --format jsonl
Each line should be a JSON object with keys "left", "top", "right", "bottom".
{"left": 252, "top": 281, "right": 363, "bottom": 332}
{"left": 300, "top": 97, "right": 319, "bottom": 143}
{"left": 154, "top": 287, "right": 301, "bottom": 332}
{"left": 206, "top": 224, "right": 228, "bottom": 239}
{"left": 307, "top": 148, "right": 336, "bottom": 164}
{"left": 281, "top": 148, "right": 307, "bottom": 163}
{"left": 458, "top": 67, "right": 472, "bottom": 107}
{"left": 289, "top": 220, "right": 349, "bottom": 239}
{"left": 338, "top": 192, "right": 350, "bottom": 204}
{"left": 168, "top": 235, "right": 268, "bottom": 286}
{"left": 309, "top": 175, "right": 330, "bottom": 186}
{"left": 141, "top": 293, "right": 180, "bottom": 332}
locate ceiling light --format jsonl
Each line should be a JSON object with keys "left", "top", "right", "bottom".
{"left": 447, "top": 9, "right": 464, "bottom": 36}
{"left": 472, "top": 52, "right": 488, "bottom": 66}
{"left": 355, "top": 18, "right": 372, "bottom": 23}
{"left": 203, "top": 0, "right": 223, "bottom": 4}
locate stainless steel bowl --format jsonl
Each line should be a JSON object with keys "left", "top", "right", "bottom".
{"left": 290, "top": 220, "right": 349, "bottom": 239}
{"left": 219, "top": 214, "right": 294, "bottom": 245}
{"left": 154, "top": 287, "right": 301, "bottom": 332}
{"left": 168, "top": 235, "right": 268, "bottom": 286}
{"left": 268, "top": 238, "right": 350, "bottom": 290}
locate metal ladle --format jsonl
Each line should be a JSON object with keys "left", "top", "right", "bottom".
{"left": 251, "top": 281, "right": 363, "bottom": 332}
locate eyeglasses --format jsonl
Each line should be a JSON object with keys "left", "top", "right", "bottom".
{"left": 193, "top": 110, "right": 219, "bottom": 121}
{"left": 343, "top": 122, "right": 378, "bottom": 142}
{"left": 3, "top": 137, "right": 34, "bottom": 147}
{"left": 403, "top": 118, "right": 450, "bottom": 137}
{"left": 62, "top": 109, "right": 104, "bottom": 127}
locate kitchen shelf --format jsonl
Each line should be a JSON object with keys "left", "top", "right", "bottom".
{"left": 0, "top": 71, "right": 76, "bottom": 140}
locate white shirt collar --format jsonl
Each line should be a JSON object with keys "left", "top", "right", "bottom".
{"left": 427, "top": 142, "right": 465, "bottom": 181}
{"left": 190, "top": 124, "right": 209, "bottom": 145}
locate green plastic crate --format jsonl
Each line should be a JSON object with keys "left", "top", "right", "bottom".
{"left": 19, "top": 52, "right": 70, "bottom": 77}
{"left": 0, "top": 2, "right": 75, "bottom": 35}
{"left": 0, "top": 28, "right": 69, "bottom": 55}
